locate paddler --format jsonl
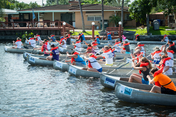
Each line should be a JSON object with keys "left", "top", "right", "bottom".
{"left": 135, "top": 34, "right": 140, "bottom": 41}
{"left": 92, "top": 42, "right": 100, "bottom": 55}
{"left": 65, "top": 51, "right": 86, "bottom": 67}
{"left": 48, "top": 34, "right": 56, "bottom": 42}
{"left": 28, "top": 37, "right": 36, "bottom": 48}
{"left": 12, "top": 37, "right": 23, "bottom": 49}
{"left": 168, "top": 41, "right": 176, "bottom": 53}
{"left": 128, "top": 57, "right": 152, "bottom": 85}
{"left": 97, "top": 46, "right": 114, "bottom": 66}
{"left": 46, "top": 44, "right": 60, "bottom": 61}
{"left": 95, "top": 35, "right": 100, "bottom": 45}
{"left": 112, "top": 40, "right": 121, "bottom": 53}
{"left": 147, "top": 67, "right": 176, "bottom": 95}
{"left": 72, "top": 39, "right": 82, "bottom": 52}
{"left": 119, "top": 40, "right": 130, "bottom": 54}
{"left": 161, "top": 34, "right": 169, "bottom": 42}
{"left": 41, "top": 39, "right": 49, "bottom": 56}
{"left": 82, "top": 53, "right": 102, "bottom": 72}
{"left": 151, "top": 47, "right": 162, "bottom": 64}
{"left": 65, "top": 34, "right": 71, "bottom": 45}
{"left": 35, "top": 34, "right": 42, "bottom": 45}
{"left": 131, "top": 49, "right": 144, "bottom": 63}
{"left": 106, "top": 31, "right": 112, "bottom": 40}
{"left": 59, "top": 36, "right": 66, "bottom": 48}
{"left": 135, "top": 42, "right": 146, "bottom": 56}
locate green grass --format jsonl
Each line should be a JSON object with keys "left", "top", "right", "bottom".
{"left": 71, "top": 26, "right": 176, "bottom": 36}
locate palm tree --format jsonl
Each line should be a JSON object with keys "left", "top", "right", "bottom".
{"left": 109, "top": 15, "right": 121, "bottom": 27}
{"left": 78, "top": 0, "right": 85, "bottom": 32}
{"left": 121, "top": 0, "right": 124, "bottom": 27}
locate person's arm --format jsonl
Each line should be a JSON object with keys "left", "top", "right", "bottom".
{"left": 163, "top": 66, "right": 170, "bottom": 73}
{"left": 65, "top": 59, "right": 71, "bottom": 62}
{"left": 96, "top": 55, "right": 103, "bottom": 58}
{"left": 147, "top": 75, "right": 155, "bottom": 85}
{"left": 83, "top": 41, "right": 88, "bottom": 45}
{"left": 161, "top": 45, "right": 167, "bottom": 55}
{"left": 66, "top": 52, "right": 77, "bottom": 58}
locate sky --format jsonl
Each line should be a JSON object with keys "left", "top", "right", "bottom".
{"left": 17, "top": 0, "right": 135, "bottom": 6}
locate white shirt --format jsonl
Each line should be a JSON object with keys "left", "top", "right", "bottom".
{"left": 93, "top": 46, "right": 100, "bottom": 54}
{"left": 153, "top": 52, "right": 161, "bottom": 61}
{"left": 61, "top": 39, "right": 67, "bottom": 48}
{"left": 75, "top": 42, "right": 81, "bottom": 52}
{"left": 29, "top": 39, "right": 36, "bottom": 48}
{"left": 140, "top": 46, "right": 145, "bottom": 56}
{"left": 47, "top": 42, "right": 51, "bottom": 50}
{"left": 15, "top": 41, "right": 22, "bottom": 48}
{"left": 114, "top": 43, "right": 121, "bottom": 52}
{"left": 167, "top": 52, "right": 174, "bottom": 67}
{"left": 164, "top": 36, "right": 169, "bottom": 42}
{"left": 163, "top": 60, "right": 173, "bottom": 76}
{"left": 101, "top": 50, "right": 114, "bottom": 65}
{"left": 88, "top": 57, "right": 102, "bottom": 70}
{"left": 37, "top": 36, "right": 41, "bottom": 41}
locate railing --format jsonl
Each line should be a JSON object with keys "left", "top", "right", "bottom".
{"left": 0, "top": 21, "right": 74, "bottom": 33}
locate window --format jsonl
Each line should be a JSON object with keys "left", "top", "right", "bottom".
{"left": 125, "top": 14, "right": 132, "bottom": 21}
{"left": 87, "top": 16, "right": 101, "bottom": 21}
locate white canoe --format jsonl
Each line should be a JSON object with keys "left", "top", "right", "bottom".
{"left": 53, "top": 61, "right": 70, "bottom": 72}
{"left": 115, "top": 83, "right": 176, "bottom": 106}
{"left": 4, "top": 46, "right": 44, "bottom": 54}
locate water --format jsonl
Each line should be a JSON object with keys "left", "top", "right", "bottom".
{"left": 0, "top": 43, "right": 176, "bottom": 116}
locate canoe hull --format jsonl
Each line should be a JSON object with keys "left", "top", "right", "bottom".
{"left": 53, "top": 61, "right": 69, "bottom": 72}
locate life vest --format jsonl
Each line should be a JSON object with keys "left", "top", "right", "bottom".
{"left": 138, "top": 44, "right": 144, "bottom": 47}
{"left": 164, "top": 35, "right": 167, "bottom": 39}
{"left": 107, "top": 32, "right": 111, "bottom": 36}
{"left": 51, "top": 35, "right": 55, "bottom": 37}
{"left": 71, "top": 52, "right": 79, "bottom": 63}
{"left": 114, "top": 41, "right": 121, "bottom": 45}
{"left": 169, "top": 42, "right": 175, "bottom": 47}
{"left": 123, "top": 43, "right": 130, "bottom": 50}
{"left": 16, "top": 40, "right": 21, "bottom": 42}
{"left": 135, "top": 34, "right": 139, "bottom": 39}
{"left": 139, "top": 62, "right": 149, "bottom": 74}
{"left": 167, "top": 50, "right": 174, "bottom": 54}
{"left": 87, "top": 47, "right": 93, "bottom": 50}
{"left": 102, "top": 48, "right": 111, "bottom": 53}
{"left": 92, "top": 42, "right": 98, "bottom": 46}
{"left": 88, "top": 55, "right": 97, "bottom": 68}
{"left": 59, "top": 37, "right": 65, "bottom": 44}
{"left": 50, "top": 47, "right": 58, "bottom": 56}
{"left": 132, "top": 52, "right": 143, "bottom": 63}
{"left": 151, "top": 50, "right": 162, "bottom": 57}
{"left": 158, "top": 57, "right": 171, "bottom": 69}
{"left": 68, "top": 34, "right": 70, "bottom": 38}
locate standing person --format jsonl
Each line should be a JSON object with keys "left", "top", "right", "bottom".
{"left": 157, "top": 55, "right": 173, "bottom": 76}
{"left": 59, "top": 36, "right": 66, "bottom": 48}
{"left": 46, "top": 44, "right": 59, "bottom": 61}
{"left": 162, "top": 45, "right": 174, "bottom": 67}
{"left": 97, "top": 46, "right": 114, "bottom": 66}
{"left": 65, "top": 34, "right": 71, "bottom": 45}
{"left": 151, "top": 47, "right": 162, "bottom": 64}
{"left": 135, "top": 42, "right": 146, "bottom": 56}
{"left": 168, "top": 41, "right": 176, "bottom": 53}
{"left": 12, "top": 37, "right": 23, "bottom": 49}
{"left": 72, "top": 39, "right": 82, "bottom": 52}
{"left": 82, "top": 53, "right": 102, "bottom": 72}
{"left": 95, "top": 35, "right": 100, "bottom": 45}
{"left": 128, "top": 57, "right": 152, "bottom": 85}
{"left": 161, "top": 34, "right": 169, "bottom": 42}
{"left": 28, "top": 37, "right": 36, "bottom": 48}
{"left": 120, "top": 41, "right": 130, "bottom": 54}
{"left": 106, "top": 32, "right": 112, "bottom": 40}
{"left": 65, "top": 51, "right": 86, "bottom": 67}
{"left": 41, "top": 39, "right": 49, "bottom": 56}
{"left": 113, "top": 40, "right": 121, "bottom": 53}
{"left": 147, "top": 68, "right": 176, "bottom": 95}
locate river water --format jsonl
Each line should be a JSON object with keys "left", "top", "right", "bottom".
{"left": 0, "top": 43, "right": 176, "bottom": 116}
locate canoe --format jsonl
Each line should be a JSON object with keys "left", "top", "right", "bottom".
{"left": 53, "top": 61, "right": 70, "bottom": 72}
{"left": 115, "top": 83, "right": 176, "bottom": 106}
{"left": 66, "top": 43, "right": 108, "bottom": 49}
{"left": 58, "top": 47, "right": 87, "bottom": 54}
{"left": 4, "top": 46, "right": 44, "bottom": 54}
{"left": 23, "top": 52, "right": 67, "bottom": 61}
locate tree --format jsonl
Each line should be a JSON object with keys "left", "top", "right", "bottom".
{"left": 78, "top": 0, "right": 85, "bottom": 32}
{"left": 109, "top": 15, "right": 120, "bottom": 27}
{"left": 46, "top": 0, "right": 69, "bottom": 6}
{"left": 121, "top": 0, "right": 124, "bottom": 27}
{"left": 129, "top": 0, "right": 154, "bottom": 35}
{"left": 101, "top": 0, "right": 105, "bottom": 31}
{"left": 159, "top": 0, "right": 176, "bottom": 15}
{"left": 105, "top": 0, "right": 130, "bottom": 7}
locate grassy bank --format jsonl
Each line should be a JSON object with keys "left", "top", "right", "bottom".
{"left": 71, "top": 26, "right": 176, "bottom": 36}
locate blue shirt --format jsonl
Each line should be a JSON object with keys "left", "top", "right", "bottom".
{"left": 75, "top": 55, "right": 86, "bottom": 65}
{"left": 51, "top": 37, "right": 56, "bottom": 42}
{"left": 108, "top": 34, "right": 112, "bottom": 40}
{"left": 96, "top": 38, "right": 100, "bottom": 44}
{"left": 52, "top": 49, "right": 59, "bottom": 60}
{"left": 81, "top": 34, "right": 85, "bottom": 41}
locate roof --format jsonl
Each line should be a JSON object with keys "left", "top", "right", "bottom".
{"left": 2, "top": 8, "right": 19, "bottom": 14}
{"left": 18, "top": 4, "right": 128, "bottom": 13}
{"left": 151, "top": 12, "right": 164, "bottom": 15}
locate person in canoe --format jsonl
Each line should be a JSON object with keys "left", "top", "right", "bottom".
{"left": 151, "top": 47, "right": 162, "bottom": 64}
{"left": 161, "top": 34, "right": 169, "bottom": 42}
{"left": 97, "top": 46, "right": 114, "bottom": 66}
{"left": 48, "top": 35, "right": 56, "bottom": 42}
{"left": 147, "top": 67, "right": 176, "bottom": 95}
{"left": 65, "top": 51, "right": 86, "bottom": 67}
{"left": 161, "top": 45, "right": 174, "bottom": 67}
{"left": 135, "top": 34, "right": 140, "bottom": 41}
{"left": 119, "top": 40, "right": 130, "bottom": 54}
{"left": 106, "top": 32, "right": 112, "bottom": 40}
{"left": 92, "top": 42, "right": 100, "bottom": 55}
{"left": 95, "top": 35, "right": 100, "bottom": 45}
{"left": 59, "top": 36, "right": 67, "bottom": 48}
{"left": 156, "top": 55, "right": 173, "bottom": 76}
{"left": 12, "top": 37, "right": 23, "bottom": 49}
{"left": 131, "top": 49, "right": 144, "bottom": 63}
{"left": 41, "top": 39, "right": 50, "bottom": 56}
{"left": 112, "top": 40, "right": 121, "bottom": 53}
{"left": 82, "top": 53, "right": 102, "bottom": 72}
{"left": 78, "top": 33, "right": 83, "bottom": 43}
{"left": 65, "top": 34, "right": 71, "bottom": 45}
{"left": 85, "top": 44, "right": 95, "bottom": 55}
{"left": 46, "top": 44, "right": 60, "bottom": 61}
{"left": 35, "top": 34, "right": 42, "bottom": 45}
{"left": 167, "top": 41, "right": 176, "bottom": 53}
{"left": 28, "top": 37, "right": 36, "bottom": 48}
{"left": 128, "top": 57, "right": 152, "bottom": 85}
{"left": 135, "top": 42, "right": 146, "bottom": 56}
{"left": 72, "top": 39, "right": 82, "bottom": 52}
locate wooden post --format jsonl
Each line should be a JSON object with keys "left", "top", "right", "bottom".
{"left": 119, "top": 24, "right": 122, "bottom": 42}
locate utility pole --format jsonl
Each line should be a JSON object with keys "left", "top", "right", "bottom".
{"left": 121, "top": 0, "right": 124, "bottom": 27}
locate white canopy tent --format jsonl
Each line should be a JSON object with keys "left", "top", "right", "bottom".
{"left": 2, "top": 8, "right": 19, "bottom": 14}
